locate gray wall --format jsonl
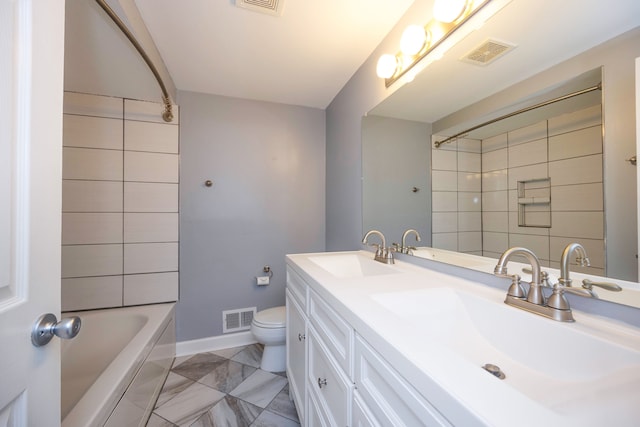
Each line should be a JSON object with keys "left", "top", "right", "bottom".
{"left": 362, "top": 116, "right": 432, "bottom": 245}
{"left": 177, "top": 91, "right": 325, "bottom": 341}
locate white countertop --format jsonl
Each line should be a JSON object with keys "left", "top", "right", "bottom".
{"left": 286, "top": 250, "right": 640, "bottom": 427}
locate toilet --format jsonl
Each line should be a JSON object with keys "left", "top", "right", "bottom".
{"left": 251, "top": 306, "right": 286, "bottom": 372}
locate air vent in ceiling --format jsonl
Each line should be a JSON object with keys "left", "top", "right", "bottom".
{"left": 461, "top": 39, "right": 516, "bottom": 66}
{"left": 235, "top": 0, "right": 284, "bottom": 16}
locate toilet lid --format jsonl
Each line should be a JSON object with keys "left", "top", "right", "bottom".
{"left": 253, "top": 306, "right": 286, "bottom": 327}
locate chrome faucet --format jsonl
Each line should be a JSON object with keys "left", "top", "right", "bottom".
{"left": 362, "top": 230, "right": 394, "bottom": 264}
{"left": 547, "top": 243, "right": 592, "bottom": 312}
{"left": 494, "top": 247, "right": 544, "bottom": 304}
{"left": 399, "top": 229, "right": 421, "bottom": 254}
{"left": 558, "top": 243, "right": 590, "bottom": 287}
{"left": 495, "top": 247, "right": 575, "bottom": 322}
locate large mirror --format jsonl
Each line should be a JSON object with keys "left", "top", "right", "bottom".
{"left": 362, "top": 0, "right": 640, "bottom": 307}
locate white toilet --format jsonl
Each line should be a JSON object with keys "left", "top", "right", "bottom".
{"left": 250, "top": 306, "right": 286, "bottom": 372}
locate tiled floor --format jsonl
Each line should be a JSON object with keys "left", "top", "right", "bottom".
{"left": 147, "top": 344, "right": 300, "bottom": 427}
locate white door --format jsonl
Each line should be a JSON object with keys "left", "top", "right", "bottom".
{"left": 0, "top": 0, "right": 65, "bottom": 425}
{"left": 636, "top": 57, "right": 640, "bottom": 280}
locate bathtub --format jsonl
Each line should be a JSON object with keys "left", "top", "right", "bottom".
{"left": 61, "top": 303, "right": 175, "bottom": 427}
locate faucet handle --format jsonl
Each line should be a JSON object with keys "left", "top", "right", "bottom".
{"left": 506, "top": 274, "right": 527, "bottom": 299}
{"left": 582, "top": 279, "right": 622, "bottom": 292}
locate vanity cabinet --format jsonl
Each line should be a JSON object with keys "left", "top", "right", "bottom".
{"left": 286, "top": 290, "right": 307, "bottom": 423}
{"left": 286, "top": 264, "right": 449, "bottom": 427}
{"left": 354, "top": 335, "right": 451, "bottom": 426}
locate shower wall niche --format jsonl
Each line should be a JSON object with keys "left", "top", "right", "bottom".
{"left": 61, "top": 92, "right": 180, "bottom": 311}
{"left": 432, "top": 103, "right": 605, "bottom": 276}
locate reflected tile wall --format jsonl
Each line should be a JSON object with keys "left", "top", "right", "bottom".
{"left": 432, "top": 105, "right": 604, "bottom": 274}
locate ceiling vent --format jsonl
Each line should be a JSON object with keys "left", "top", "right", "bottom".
{"left": 235, "top": 0, "right": 284, "bottom": 16}
{"left": 461, "top": 39, "right": 516, "bottom": 66}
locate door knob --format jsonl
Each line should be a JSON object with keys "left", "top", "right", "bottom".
{"left": 31, "top": 313, "right": 81, "bottom": 347}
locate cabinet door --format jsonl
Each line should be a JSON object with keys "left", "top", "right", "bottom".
{"left": 286, "top": 290, "right": 307, "bottom": 422}
{"left": 308, "top": 325, "right": 352, "bottom": 427}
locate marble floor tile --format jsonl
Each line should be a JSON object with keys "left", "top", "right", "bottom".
{"left": 230, "top": 344, "right": 263, "bottom": 368}
{"left": 154, "top": 382, "right": 226, "bottom": 426}
{"left": 266, "top": 384, "right": 299, "bottom": 422}
{"left": 250, "top": 410, "right": 301, "bottom": 427}
{"left": 155, "top": 372, "right": 195, "bottom": 409}
{"left": 147, "top": 413, "right": 177, "bottom": 427}
{"left": 190, "top": 395, "right": 262, "bottom": 427}
{"left": 171, "top": 352, "right": 227, "bottom": 382}
{"left": 229, "top": 370, "right": 288, "bottom": 408}
{"left": 198, "top": 359, "right": 257, "bottom": 393}
{"left": 210, "top": 345, "right": 247, "bottom": 359}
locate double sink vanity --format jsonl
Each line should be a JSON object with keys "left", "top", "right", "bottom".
{"left": 285, "top": 250, "right": 640, "bottom": 426}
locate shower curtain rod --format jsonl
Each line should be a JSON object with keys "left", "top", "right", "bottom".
{"left": 434, "top": 83, "right": 602, "bottom": 148}
{"left": 95, "top": 0, "right": 173, "bottom": 122}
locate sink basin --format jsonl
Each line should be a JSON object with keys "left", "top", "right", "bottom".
{"left": 308, "top": 253, "right": 398, "bottom": 278}
{"left": 371, "top": 287, "right": 640, "bottom": 418}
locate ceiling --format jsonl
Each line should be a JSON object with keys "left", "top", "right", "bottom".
{"left": 370, "top": 0, "right": 640, "bottom": 124}
{"left": 133, "top": 0, "right": 415, "bottom": 109}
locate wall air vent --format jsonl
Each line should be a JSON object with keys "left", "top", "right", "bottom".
{"left": 222, "top": 307, "right": 256, "bottom": 333}
{"left": 235, "top": 0, "right": 284, "bottom": 16}
{"left": 461, "top": 39, "right": 516, "bottom": 66}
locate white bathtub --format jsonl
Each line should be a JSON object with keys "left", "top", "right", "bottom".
{"left": 61, "top": 303, "right": 175, "bottom": 427}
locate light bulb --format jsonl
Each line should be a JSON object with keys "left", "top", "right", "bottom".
{"left": 376, "top": 54, "right": 399, "bottom": 79}
{"left": 433, "top": 0, "right": 468, "bottom": 23}
{"left": 400, "top": 25, "right": 427, "bottom": 56}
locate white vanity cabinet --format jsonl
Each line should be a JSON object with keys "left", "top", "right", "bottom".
{"left": 286, "top": 268, "right": 309, "bottom": 424}
{"left": 286, "top": 263, "right": 448, "bottom": 427}
{"left": 354, "top": 335, "right": 452, "bottom": 427}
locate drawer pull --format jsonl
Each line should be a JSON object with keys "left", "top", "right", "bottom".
{"left": 317, "top": 378, "right": 327, "bottom": 388}
{"left": 298, "top": 333, "right": 306, "bottom": 341}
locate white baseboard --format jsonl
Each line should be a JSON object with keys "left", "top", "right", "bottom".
{"left": 176, "top": 331, "right": 257, "bottom": 357}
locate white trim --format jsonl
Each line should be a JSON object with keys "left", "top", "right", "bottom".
{"left": 175, "top": 331, "right": 258, "bottom": 357}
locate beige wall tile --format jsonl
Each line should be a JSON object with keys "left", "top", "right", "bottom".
{"left": 124, "top": 272, "right": 179, "bottom": 305}
{"left": 125, "top": 120, "right": 179, "bottom": 153}
{"left": 124, "top": 183, "right": 179, "bottom": 212}
{"left": 548, "top": 104, "right": 601, "bottom": 136}
{"left": 61, "top": 276, "right": 123, "bottom": 311}
{"left": 125, "top": 151, "right": 179, "bottom": 183}
{"left": 62, "top": 180, "right": 123, "bottom": 212}
{"left": 124, "top": 213, "right": 179, "bottom": 243}
{"left": 63, "top": 92, "right": 123, "bottom": 119}
{"left": 63, "top": 115, "right": 123, "bottom": 149}
{"left": 62, "top": 244, "right": 123, "bottom": 278}
{"left": 124, "top": 242, "right": 179, "bottom": 274}
{"left": 63, "top": 147, "right": 123, "bottom": 181}
{"left": 549, "top": 125, "right": 602, "bottom": 161}
{"left": 62, "top": 213, "right": 123, "bottom": 245}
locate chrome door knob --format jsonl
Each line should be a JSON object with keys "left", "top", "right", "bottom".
{"left": 31, "top": 313, "right": 81, "bottom": 347}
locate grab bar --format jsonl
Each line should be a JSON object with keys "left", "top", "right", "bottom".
{"left": 95, "top": 0, "right": 174, "bottom": 122}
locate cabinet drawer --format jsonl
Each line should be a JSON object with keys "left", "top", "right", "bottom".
{"left": 352, "top": 391, "right": 381, "bottom": 427}
{"left": 309, "top": 289, "right": 353, "bottom": 377}
{"left": 286, "top": 291, "right": 307, "bottom": 423}
{"left": 308, "top": 325, "right": 352, "bottom": 427}
{"left": 286, "top": 266, "right": 307, "bottom": 310}
{"left": 355, "top": 335, "right": 452, "bottom": 427}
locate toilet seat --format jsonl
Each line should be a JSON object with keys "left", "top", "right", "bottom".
{"left": 253, "top": 306, "right": 285, "bottom": 329}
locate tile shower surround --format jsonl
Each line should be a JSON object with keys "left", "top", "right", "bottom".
{"left": 61, "top": 92, "right": 180, "bottom": 311}
{"left": 432, "top": 104, "right": 605, "bottom": 275}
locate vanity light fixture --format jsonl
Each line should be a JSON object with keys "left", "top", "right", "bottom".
{"left": 376, "top": 0, "right": 495, "bottom": 87}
